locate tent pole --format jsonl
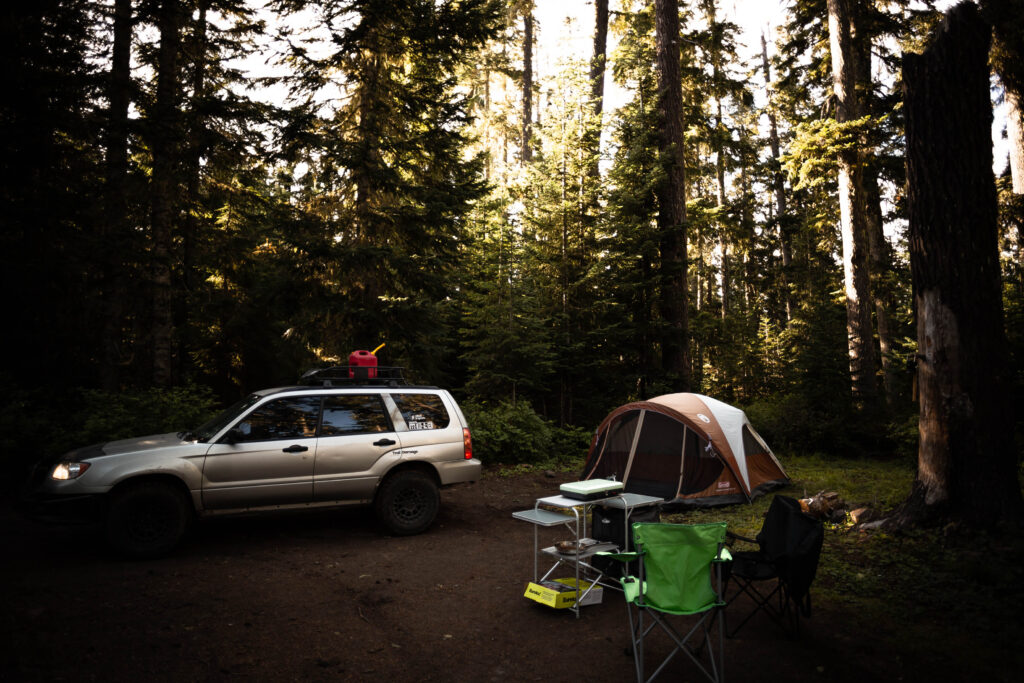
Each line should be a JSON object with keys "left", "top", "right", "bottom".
{"left": 675, "top": 426, "right": 688, "bottom": 499}
{"left": 621, "top": 410, "right": 646, "bottom": 485}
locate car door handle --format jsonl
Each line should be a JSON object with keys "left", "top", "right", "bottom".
{"left": 282, "top": 444, "right": 309, "bottom": 453}
{"left": 373, "top": 438, "right": 396, "bottom": 447}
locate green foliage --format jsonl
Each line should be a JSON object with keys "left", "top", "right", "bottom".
{"left": 462, "top": 401, "right": 553, "bottom": 465}
{"left": 74, "top": 384, "right": 220, "bottom": 446}
{"left": 462, "top": 400, "right": 589, "bottom": 466}
{"left": 550, "top": 423, "right": 595, "bottom": 463}
{"left": 784, "top": 115, "right": 882, "bottom": 190}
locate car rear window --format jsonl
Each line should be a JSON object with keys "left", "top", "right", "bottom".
{"left": 392, "top": 393, "right": 450, "bottom": 431}
{"left": 320, "top": 394, "right": 391, "bottom": 436}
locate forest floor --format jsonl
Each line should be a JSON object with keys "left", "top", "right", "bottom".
{"left": 1, "top": 469, "right": 1019, "bottom": 682}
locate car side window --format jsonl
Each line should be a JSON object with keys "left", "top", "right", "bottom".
{"left": 392, "top": 393, "right": 450, "bottom": 430}
{"left": 232, "top": 396, "right": 321, "bottom": 442}
{"left": 320, "top": 394, "right": 391, "bottom": 436}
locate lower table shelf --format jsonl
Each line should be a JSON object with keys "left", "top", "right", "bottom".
{"left": 539, "top": 539, "right": 618, "bottom": 561}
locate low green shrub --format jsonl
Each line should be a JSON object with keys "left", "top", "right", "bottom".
{"left": 550, "top": 424, "right": 593, "bottom": 465}
{"left": 462, "top": 400, "right": 593, "bottom": 467}
{"left": 461, "top": 401, "right": 553, "bottom": 465}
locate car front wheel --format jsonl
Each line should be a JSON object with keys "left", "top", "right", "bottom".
{"left": 105, "top": 481, "right": 191, "bottom": 558}
{"left": 374, "top": 470, "right": 440, "bottom": 536}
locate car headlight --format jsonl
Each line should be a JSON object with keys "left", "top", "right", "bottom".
{"left": 51, "top": 462, "right": 91, "bottom": 480}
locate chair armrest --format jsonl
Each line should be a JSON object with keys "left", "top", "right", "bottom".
{"left": 596, "top": 551, "right": 639, "bottom": 563}
{"left": 620, "top": 575, "right": 644, "bottom": 604}
{"left": 726, "top": 530, "right": 757, "bottom": 545}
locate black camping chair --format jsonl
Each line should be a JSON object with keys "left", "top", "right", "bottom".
{"left": 724, "top": 494, "right": 824, "bottom": 637}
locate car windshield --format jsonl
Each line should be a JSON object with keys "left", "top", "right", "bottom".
{"left": 190, "top": 394, "right": 262, "bottom": 442}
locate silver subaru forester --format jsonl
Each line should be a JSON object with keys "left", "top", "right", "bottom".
{"left": 23, "top": 368, "right": 479, "bottom": 557}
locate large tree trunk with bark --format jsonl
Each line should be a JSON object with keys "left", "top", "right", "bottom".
{"left": 654, "top": 0, "right": 690, "bottom": 389}
{"left": 900, "top": 2, "right": 1022, "bottom": 529}
{"left": 828, "top": 0, "right": 878, "bottom": 403}
{"left": 150, "top": 0, "right": 182, "bottom": 387}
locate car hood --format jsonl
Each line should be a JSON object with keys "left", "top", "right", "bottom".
{"left": 100, "top": 432, "right": 188, "bottom": 456}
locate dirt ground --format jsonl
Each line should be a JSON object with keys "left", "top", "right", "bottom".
{"left": 0, "top": 472, "right": 1002, "bottom": 682}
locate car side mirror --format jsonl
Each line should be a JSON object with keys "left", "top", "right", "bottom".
{"left": 222, "top": 428, "right": 244, "bottom": 445}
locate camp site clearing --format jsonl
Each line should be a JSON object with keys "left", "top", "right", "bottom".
{"left": 4, "top": 466, "right": 1018, "bottom": 682}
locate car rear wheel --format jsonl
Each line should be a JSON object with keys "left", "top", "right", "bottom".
{"left": 374, "top": 470, "right": 439, "bottom": 536}
{"left": 105, "top": 481, "right": 191, "bottom": 558}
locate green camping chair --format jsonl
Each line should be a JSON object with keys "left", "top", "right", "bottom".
{"left": 599, "top": 522, "right": 732, "bottom": 683}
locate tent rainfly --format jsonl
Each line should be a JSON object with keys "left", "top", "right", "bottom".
{"left": 581, "top": 393, "right": 789, "bottom": 508}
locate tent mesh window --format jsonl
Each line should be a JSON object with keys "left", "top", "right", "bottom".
{"left": 626, "top": 412, "right": 685, "bottom": 499}
{"left": 587, "top": 411, "right": 640, "bottom": 480}
{"left": 679, "top": 427, "right": 724, "bottom": 495}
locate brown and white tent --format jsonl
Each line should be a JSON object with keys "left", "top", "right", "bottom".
{"left": 581, "top": 393, "right": 789, "bottom": 508}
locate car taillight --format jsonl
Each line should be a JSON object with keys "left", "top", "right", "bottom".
{"left": 463, "top": 428, "right": 473, "bottom": 460}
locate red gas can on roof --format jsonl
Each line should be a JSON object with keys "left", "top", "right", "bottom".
{"left": 348, "top": 349, "right": 378, "bottom": 379}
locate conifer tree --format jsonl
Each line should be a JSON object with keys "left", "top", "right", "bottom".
{"left": 273, "top": 0, "right": 500, "bottom": 376}
{"left": 653, "top": 0, "right": 691, "bottom": 389}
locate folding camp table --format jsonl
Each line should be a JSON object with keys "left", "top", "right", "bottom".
{"left": 513, "top": 491, "right": 662, "bottom": 618}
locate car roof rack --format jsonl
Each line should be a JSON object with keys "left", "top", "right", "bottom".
{"left": 299, "top": 365, "right": 410, "bottom": 387}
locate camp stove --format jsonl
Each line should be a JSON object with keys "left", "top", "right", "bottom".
{"left": 559, "top": 478, "right": 624, "bottom": 502}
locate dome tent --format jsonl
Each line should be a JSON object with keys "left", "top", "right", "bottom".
{"left": 581, "top": 393, "right": 789, "bottom": 508}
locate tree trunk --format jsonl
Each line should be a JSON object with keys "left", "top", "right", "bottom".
{"left": 761, "top": 33, "right": 793, "bottom": 323}
{"left": 355, "top": 25, "right": 381, "bottom": 241}
{"left": 864, "top": 169, "right": 899, "bottom": 406}
{"left": 101, "top": 0, "right": 132, "bottom": 389}
{"left": 654, "top": 0, "right": 690, "bottom": 389}
{"left": 175, "top": 0, "right": 209, "bottom": 382}
{"left": 901, "top": 2, "right": 1022, "bottom": 529}
{"left": 150, "top": 0, "right": 182, "bottom": 387}
{"left": 981, "top": 0, "right": 1024, "bottom": 192}
{"left": 716, "top": 117, "right": 729, "bottom": 320}
{"left": 710, "top": 4, "right": 728, "bottom": 320}
{"left": 587, "top": 0, "right": 608, "bottom": 181}
{"left": 183, "top": 0, "right": 208, "bottom": 295}
{"left": 521, "top": 10, "right": 533, "bottom": 164}
{"left": 828, "top": 0, "right": 878, "bottom": 403}
{"left": 1008, "top": 88, "right": 1024, "bottom": 193}
{"left": 853, "top": 17, "right": 899, "bottom": 407}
